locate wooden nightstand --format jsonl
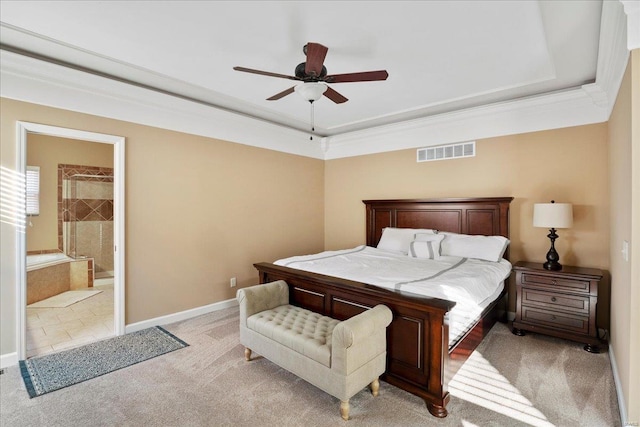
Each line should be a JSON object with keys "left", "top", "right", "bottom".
{"left": 511, "top": 261, "right": 604, "bottom": 353}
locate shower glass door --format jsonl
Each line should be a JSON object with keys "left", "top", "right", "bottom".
{"left": 66, "top": 173, "right": 114, "bottom": 279}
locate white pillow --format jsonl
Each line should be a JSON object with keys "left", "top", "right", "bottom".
{"left": 408, "top": 234, "right": 445, "bottom": 259}
{"left": 440, "top": 232, "right": 510, "bottom": 262}
{"left": 377, "top": 227, "right": 437, "bottom": 254}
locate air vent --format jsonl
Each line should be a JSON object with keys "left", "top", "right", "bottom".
{"left": 417, "top": 141, "right": 475, "bottom": 162}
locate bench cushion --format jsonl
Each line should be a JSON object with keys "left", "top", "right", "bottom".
{"left": 247, "top": 304, "right": 340, "bottom": 367}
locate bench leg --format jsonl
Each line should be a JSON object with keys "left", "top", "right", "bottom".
{"left": 244, "top": 348, "right": 252, "bottom": 361}
{"left": 370, "top": 378, "right": 380, "bottom": 397}
{"left": 340, "top": 400, "right": 350, "bottom": 421}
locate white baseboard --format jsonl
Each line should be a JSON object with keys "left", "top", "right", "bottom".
{"left": 125, "top": 297, "right": 239, "bottom": 334}
{"left": 0, "top": 352, "right": 18, "bottom": 369}
{"left": 608, "top": 344, "right": 628, "bottom": 426}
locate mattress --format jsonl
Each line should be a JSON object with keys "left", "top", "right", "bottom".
{"left": 274, "top": 245, "right": 512, "bottom": 348}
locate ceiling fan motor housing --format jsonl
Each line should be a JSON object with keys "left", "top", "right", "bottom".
{"left": 295, "top": 62, "right": 328, "bottom": 80}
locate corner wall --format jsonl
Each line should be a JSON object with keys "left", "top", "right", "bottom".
{"left": 608, "top": 48, "right": 640, "bottom": 425}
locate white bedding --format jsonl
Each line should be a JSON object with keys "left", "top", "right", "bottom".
{"left": 275, "top": 245, "right": 512, "bottom": 347}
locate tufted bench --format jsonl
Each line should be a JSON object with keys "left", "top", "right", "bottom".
{"left": 237, "top": 280, "right": 392, "bottom": 420}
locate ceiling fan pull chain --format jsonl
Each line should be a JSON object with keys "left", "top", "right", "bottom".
{"left": 310, "top": 100, "right": 315, "bottom": 140}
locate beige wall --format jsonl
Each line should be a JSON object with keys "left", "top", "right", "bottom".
{"left": 26, "top": 134, "right": 114, "bottom": 252}
{"left": 325, "top": 124, "right": 610, "bottom": 268}
{"left": 325, "top": 124, "right": 610, "bottom": 320}
{"left": 630, "top": 48, "right": 640, "bottom": 427}
{"left": 608, "top": 49, "right": 640, "bottom": 424}
{"left": 1, "top": 98, "right": 325, "bottom": 355}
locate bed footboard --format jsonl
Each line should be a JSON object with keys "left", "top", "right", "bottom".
{"left": 254, "top": 262, "right": 456, "bottom": 417}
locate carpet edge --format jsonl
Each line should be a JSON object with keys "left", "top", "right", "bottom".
{"left": 19, "top": 360, "right": 37, "bottom": 398}
{"left": 155, "top": 326, "right": 189, "bottom": 348}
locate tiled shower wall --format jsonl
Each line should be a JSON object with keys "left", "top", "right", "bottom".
{"left": 58, "top": 164, "right": 114, "bottom": 277}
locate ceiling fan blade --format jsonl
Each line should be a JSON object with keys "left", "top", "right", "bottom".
{"left": 267, "top": 86, "right": 295, "bottom": 101}
{"left": 304, "top": 42, "right": 328, "bottom": 77}
{"left": 323, "top": 86, "right": 348, "bottom": 104}
{"left": 326, "top": 70, "right": 389, "bottom": 83}
{"left": 233, "top": 66, "right": 299, "bottom": 81}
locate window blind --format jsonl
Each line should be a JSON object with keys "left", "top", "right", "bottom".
{"left": 26, "top": 166, "right": 40, "bottom": 216}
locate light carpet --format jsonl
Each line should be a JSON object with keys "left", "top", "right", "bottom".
{"left": 19, "top": 326, "right": 188, "bottom": 398}
{"left": 27, "top": 290, "right": 103, "bottom": 308}
{"left": 2, "top": 307, "right": 621, "bottom": 426}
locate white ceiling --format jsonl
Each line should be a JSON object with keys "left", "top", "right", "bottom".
{"left": 0, "top": 1, "right": 604, "bottom": 138}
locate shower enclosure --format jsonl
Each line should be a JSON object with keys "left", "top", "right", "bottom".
{"left": 63, "top": 172, "right": 114, "bottom": 279}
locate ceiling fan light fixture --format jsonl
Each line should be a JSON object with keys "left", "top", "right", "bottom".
{"left": 295, "top": 82, "right": 328, "bottom": 102}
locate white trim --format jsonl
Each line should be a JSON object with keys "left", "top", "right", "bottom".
{"left": 113, "top": 129, "right": 126, "bottom": 337}
{"left": 0, "top": 0, "right": 630, "bottom": 161}
{"left": 324, "top": 87, "right": 609, "bottom": 159}
{"left": 0, "top": 48, "right": 609, "bottom": 160}
{"left": 608, "top": 344, "right": 628, "bottom": 426}
{"left": 620, "top": 0, "right": 640, "bottom": 50}
{"left": 15, "top": 122, "right": 27, "bottom": 363}
{"left": 15, "top": 122, "right": 125, "bottom": 360}
{"left": 596, "top": 0, "right": 632, "bottom": 118}
{"left": 125, "top": 297, "right": 239, "bottom": 334}
{"left": 16, "top": 122, "right": 123, "bottom": 144}
{"left": 0, "top": 49, "right": 326, "bottom": 160}
{"left": 0, "top": 352, "right": 18, "bottom": 369}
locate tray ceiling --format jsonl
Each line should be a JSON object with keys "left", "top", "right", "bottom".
{"left": 0, "top": 1, "right": 604, "bottom": 138}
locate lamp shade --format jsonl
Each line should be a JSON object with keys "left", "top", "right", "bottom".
{"left": 295, "top": 82, "right": 327, "bottom": 101}
{"left": 533, "top": 202, "right": 573, "bottom": 229}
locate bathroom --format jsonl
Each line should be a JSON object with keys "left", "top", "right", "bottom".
{"left": 25, "top": 133, "right": 115, "bottom": 357}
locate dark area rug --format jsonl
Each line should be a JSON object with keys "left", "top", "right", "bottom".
{"left": 19, "top": 326, "right": 188, "bottom": 398}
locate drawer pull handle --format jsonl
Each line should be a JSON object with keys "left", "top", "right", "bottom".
{"left": 551, "top": 315, "right": 557, "bottom": 320}
{"left": 551, "top": 280, "right": 557, "bottom": 285}
{"left": 551, "top": 297, "right": 557, "bottom": 302}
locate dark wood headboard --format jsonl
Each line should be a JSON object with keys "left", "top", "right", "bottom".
{"left": 364, "top": 197, "right": 513, "bottom": 247}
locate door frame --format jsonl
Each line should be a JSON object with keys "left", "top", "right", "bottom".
{"left": 15, "top": 121, "right": 125, "bottom": 359}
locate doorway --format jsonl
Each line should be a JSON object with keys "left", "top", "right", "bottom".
{"left": 16, "top": 122, "right": 125, "bottom": 360}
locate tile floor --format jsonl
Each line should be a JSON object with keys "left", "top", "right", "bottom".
{"left": 25, "top": 279, "right": 114, "bottom": 358}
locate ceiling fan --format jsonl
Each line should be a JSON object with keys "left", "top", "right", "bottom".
{"left": 233, "top": 42, "right": 389, "bottom": 104}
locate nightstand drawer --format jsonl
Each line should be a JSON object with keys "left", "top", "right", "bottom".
{"left": 521, "top": 289, "right": 590, "bottom": 315}
{"left": 520, "top": 306, "right": 589, "bottom": 334}
{"left": 521, "top": 273, "right": 590, "bottom": 294}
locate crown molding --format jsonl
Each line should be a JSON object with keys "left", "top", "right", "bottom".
{"left": 322, "top": 86, "right": 609, "bottom": 159}
{"left": 0, "top": 49, "right": 326, "bottom": 160}
{"left": 592, "top": 0, "right": 632, "bottom": 119}
{"left": 0, "top": 1, "right": 630, "bottom": 160}
{"left": 620, "top": 0, "right": 640, "bottom": 50}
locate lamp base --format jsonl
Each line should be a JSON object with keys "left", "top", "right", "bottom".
{"left": 543, "top": 261, "right": 562, "bottom": 271}
{"left": 543, "top": 228, "right": 562, "bottom": 271}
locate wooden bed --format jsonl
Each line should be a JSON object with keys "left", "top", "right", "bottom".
{"left": 254, "top": 197, "right": 513, "bottom": 417}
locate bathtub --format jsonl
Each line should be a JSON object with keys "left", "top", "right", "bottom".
{"left": 26, "top": 252, "right": 73, "bottom": 272}
{"left": 26, "top": 253, "right": 94, "bottom": 304}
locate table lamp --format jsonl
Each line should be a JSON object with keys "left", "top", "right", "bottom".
{"left": 533, "top": 200, "right": 573, "bottom": 271}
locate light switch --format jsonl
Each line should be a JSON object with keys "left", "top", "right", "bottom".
{"left": 622, "top": 240, "right": 629, "bottom": 262}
